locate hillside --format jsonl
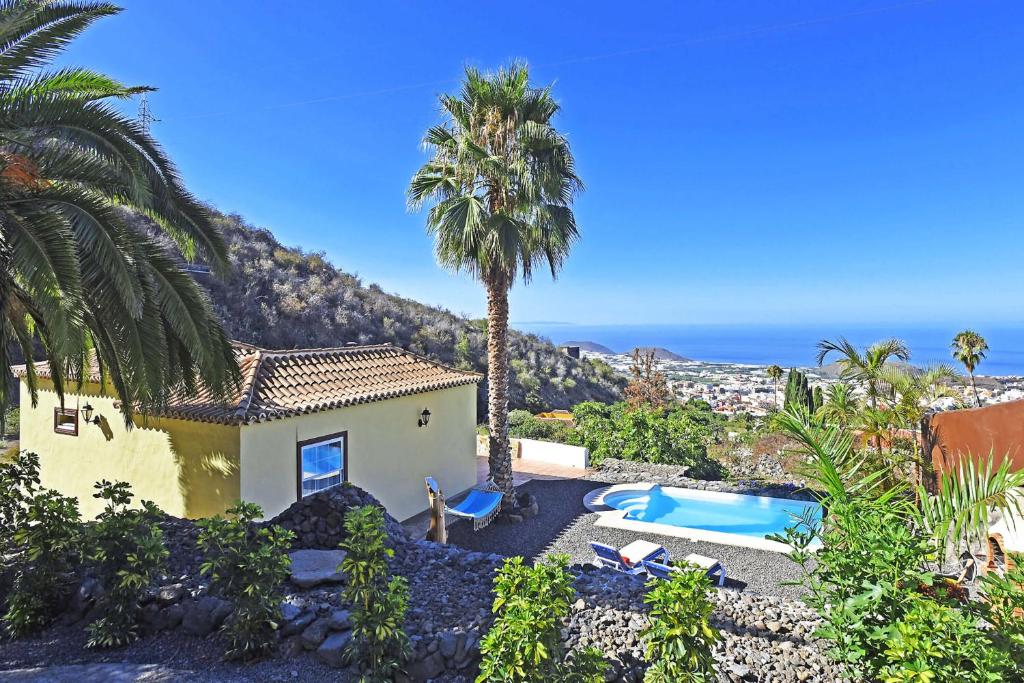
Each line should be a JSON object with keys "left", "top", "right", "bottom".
{"left": 190, "top": 211, "right": 624, "bottom": 414}
{"left": 632, "top": 347, "right": 692, "bottom": 362}
{"left": 562, "top": 341, "right": 616, "bottom": 354}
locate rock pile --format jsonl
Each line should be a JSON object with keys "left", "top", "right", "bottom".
{"left": 46, "top": 481, "right": 840, "bottom": 682}
{"left": 267, "top": 483, "right": 409, "bottom": 549}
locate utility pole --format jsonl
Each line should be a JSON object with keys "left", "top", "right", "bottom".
{"left": 138, "top": 93, "right": 158, "bottom": 133}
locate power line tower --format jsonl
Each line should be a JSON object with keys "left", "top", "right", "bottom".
{"left": 138, "top": 93, "right": 158, "bottom": 133}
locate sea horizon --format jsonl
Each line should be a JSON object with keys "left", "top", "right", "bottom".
{"left": 513, "top": 322, "right": 1024, "bottom": 376}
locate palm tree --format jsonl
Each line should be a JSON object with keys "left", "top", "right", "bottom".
{"left": 951, "top": 330, "right": 988, "bottom": 407}
{"left": 0, "top": 1, "right": 238, "bottom": 424}
{"left": 766, "top": 364, "right": 783, "bottom": 408}
{"left": 408, "top": 64, "right": 582, "bottom": 501}
{"left": 816, "top": 382, "right": 860, "bottom": 428}
{"left": 817, "top": 337, "right": 910, "bottom": 450}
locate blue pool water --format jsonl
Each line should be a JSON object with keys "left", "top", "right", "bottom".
{"left": 603, "top": 485, "right": 821, "bottom": 539}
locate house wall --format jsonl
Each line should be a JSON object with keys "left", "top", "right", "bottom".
{"left": 239, "top": 384, "right": 477, "bottom": 520}
{"left": 18, "top": 379, "right": 240, "bottom": 519}
{"left": 924, "top": 399, "right": 1024, "bottom": 475}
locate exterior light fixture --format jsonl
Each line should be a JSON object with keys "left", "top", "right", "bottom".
{"left": 418, "top": 408, "right": 431, "bottom": 428}
{"left": 81, "top": 403, "right": 100, "bottom": 425}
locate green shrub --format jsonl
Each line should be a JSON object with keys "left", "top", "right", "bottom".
{"left": 972, "top": 554, "right": 1024, "bottom": 677}
{"left": 571, "top": 401, "right": 719, "bottom": 473}
{"left": 477, "top": 554, "right": 605, "bottom": 683}
{"left": 508, "top": 409, "right": 576, "bottom": 444}
{"left": 0, "top": 451, "right": 42, "bottom": 556}
{"left": 773, "top": 500, "right": 937, "bottom": 679}
{"left": 878, "top": 595, "right": 1004, "bottom": 682}
{"left": 339, "top": 505, "right": 410, "bottom": 682}
{"left": 641, "top": 568, "right": 720, "bottom": 682}
{"left": 84, "top": 481, "right": 168, "bottom": 649}
{"left": 1, "top": 455, "right": 81, "bottom": 638}
{"left": 197, "top": 501, "right": 295, "bottom": 660}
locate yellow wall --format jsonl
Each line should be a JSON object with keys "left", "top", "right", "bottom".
{"left": 239, "top": 384, "right": 478, "bottom": 520}
{"left": 19, "top": 379, "right": 240, "bottom": 519}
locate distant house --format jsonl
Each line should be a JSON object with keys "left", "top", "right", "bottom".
{"left": 14, "top": 344, "right": 481, "bottom": 521}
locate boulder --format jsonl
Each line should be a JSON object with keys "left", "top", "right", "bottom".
{"left": 181, "top": 596, "right": 232, "bottom": 636}
{"left": 300, "top": 617, "right": 331, "bottom": 650}
{"left": 288, "top": 549, "right": 347, "bottom": 589}
{"left": 316, "top": 630, "right": 353, "bottom": 667}
{"left": 327, "top": 609, "right": 351, "bottom": 631}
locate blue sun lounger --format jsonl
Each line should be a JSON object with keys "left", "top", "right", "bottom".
{"left": 425, "top": 477, "right": 503, "bottom": 531}
{"left": 643, "top": 555, "right": 727, "bottom": 587}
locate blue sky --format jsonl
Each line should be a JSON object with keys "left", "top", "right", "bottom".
{"left": 60, "top": 1, "right": 1024, "bottom": 326}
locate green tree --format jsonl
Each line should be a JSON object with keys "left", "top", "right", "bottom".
{"left": 0, "top": 1, "right": 238, "bottom": 424}
{"left": 766, "top": 364, "right": 783, "bottom": 408}
{"left": 408, "top": 64, "right": 582, "bottom": 501}
{"left": 951, "top": 330, "right": 988, "bottom": 407}
{"left": 817, "top": 337, "right": 910, "bottom": 448}
{"left": 815, "top": 382, "right": 859, "bottom": 428}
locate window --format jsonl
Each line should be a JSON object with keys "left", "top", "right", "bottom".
{"left": 297, "top": 432, "right": 347, "bottom": 499}
{"left": 53, "top": 408, "right": 79, "bottom": 436}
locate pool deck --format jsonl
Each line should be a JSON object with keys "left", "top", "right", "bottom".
{"left": 445, "top": 476, "right": 809, "bottom": 599}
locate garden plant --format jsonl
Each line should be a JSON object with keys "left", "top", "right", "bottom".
{"left": 339, "top": 505, "right": 411, "bottom": 683}
{"left": 84, "top": 480, "right": 168, "bottom": 648}
{"left": 477, "top": 554, "right": 605, "bottom": 683}
{"left": 197, "top": 501, "right": 295, "bottom": 660}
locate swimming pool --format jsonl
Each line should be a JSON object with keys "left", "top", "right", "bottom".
{"left": 584, "top": 483, "right": 822, "bottom": 553}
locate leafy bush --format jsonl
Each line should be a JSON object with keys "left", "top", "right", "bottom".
{"left": 641, "top": 567, "right": 720, "bottom": 682}
{"left": 84, "top": 481, "right": 168, "bottom": 649}
{"left": 972, "top": 554, "right": 1024, "bottom": 677}
{"left": 2, "top": 453, "right": 81, "bottom": 638}
{"left": 477, "top": 554, "right": 605, "bottom": 683}
{"left": 508, "top": 409, "right": 576, "bottom": 444}
{"left": 0, "top": 451, "right": 42, "bottom": 556}
{"left": 877, "top": 595, "right": 1004, "bottom": 683}
{"left": 339, "top": 505, "right": 410, "bottom": 682}
{"left": 571, "top": 401, "right": 720, "bottom": 474}
{"left": 197, "top": 501, "right": 295, "bottom": 660}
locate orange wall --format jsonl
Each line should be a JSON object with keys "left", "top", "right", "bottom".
{"left": 924, "top": 399, "right": 1024, "bottom": 475}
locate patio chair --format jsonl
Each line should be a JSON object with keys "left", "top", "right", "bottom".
{"left": 590, "top": 540, "right": 668, "bottom": 574}
{"left": 425, "top": 477, "right": 503, "bottom": 538}
{"left": 642, "top": 554, "right": 727, "bottom": 587}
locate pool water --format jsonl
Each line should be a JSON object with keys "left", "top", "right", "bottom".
{"left": 602, "top": 485, "right": 821, "bottom": 539}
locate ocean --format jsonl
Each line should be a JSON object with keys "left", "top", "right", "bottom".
{"left": 512, "top": 323, "right": 1024, "bottom": 376}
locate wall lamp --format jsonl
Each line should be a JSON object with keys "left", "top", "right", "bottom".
{"left": 418, "top": 408, "right": 431, "bottom": 428}
{"left": 81, "top": 403, "right": 101, "bottom": 426}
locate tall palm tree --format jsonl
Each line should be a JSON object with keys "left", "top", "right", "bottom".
{"left": 951, "top": 329, "right": 988, "bottom": 407}
{"left": 0, "top": 1, "right": 238, "bottom": 424}
{"left": 408, "top": 64, "right": 582, "bottom": 501}
{"left": 766, "top": 364, "right": 783, "bottom": 408}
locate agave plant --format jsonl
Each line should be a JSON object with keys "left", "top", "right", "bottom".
{"left": 0, "top": 1, "right": 238, "bottom": 423}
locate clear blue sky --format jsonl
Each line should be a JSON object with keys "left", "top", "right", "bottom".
{"left": 60, "top": 1, "right": 1024, "bottom": 326}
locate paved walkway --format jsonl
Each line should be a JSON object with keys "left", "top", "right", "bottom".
{"left": 0, "top": 665, "right": 185, "bottom": 682}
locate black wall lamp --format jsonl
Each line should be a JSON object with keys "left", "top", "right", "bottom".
{"left": 81, "top": 403, "right": 100, "bottom": 425}
{"left": 418, "top": 408, "right": 431, "bottom": 428}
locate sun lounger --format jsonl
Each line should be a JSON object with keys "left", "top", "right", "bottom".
{"left": 590, "top": 540, "right": 668, "bottom": 574}
{"left": 642, "top": 554, "right": 727, "bottom": 587}
{"left": 425, "top": 477, "right": 502, "bottom": 534}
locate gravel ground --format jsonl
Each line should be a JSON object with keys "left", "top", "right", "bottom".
{"left": 447, "top": 477, "right": 809, "bottom": 600}
{"left": 0, "top": 625, "right": 352, "bottom": 682}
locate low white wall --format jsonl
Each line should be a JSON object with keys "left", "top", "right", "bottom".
{"left": 517, "top": 438, "right": 589, "bottom": 469}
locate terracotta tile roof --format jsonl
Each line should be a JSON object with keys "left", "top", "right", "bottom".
{"left": 13, "top": 343, "right": 482, "bottom": 425}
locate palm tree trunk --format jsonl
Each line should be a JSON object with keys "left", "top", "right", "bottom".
{"left": 485, "top": 275, "right": 515, "bottom": 504}
{"left": 970, "top": 372, "right": 981, "bottom": 407}
{"left": 773, "top": 380, "right": 778, "bottom": 409}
